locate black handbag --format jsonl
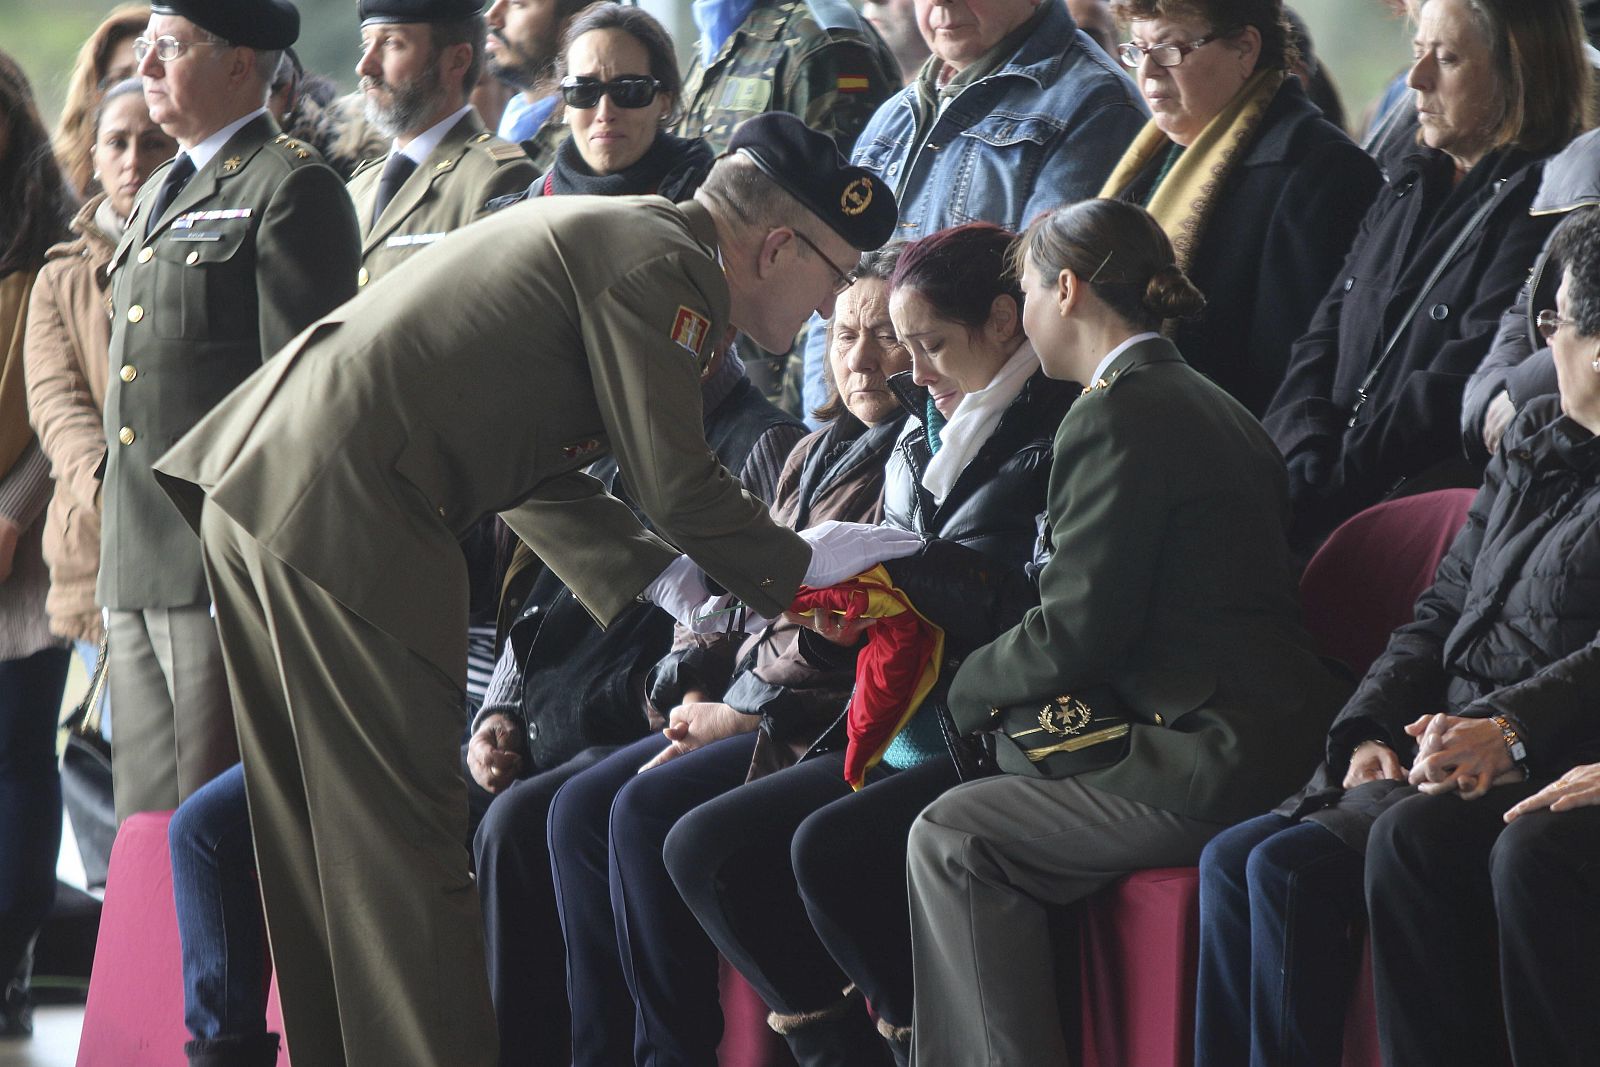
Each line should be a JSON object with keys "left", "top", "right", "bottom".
{"left": 988, "top": 690, "right": 1131, "bottom": 779}
{"left": 59, "top": 635, "right": 115, "bottom": 889}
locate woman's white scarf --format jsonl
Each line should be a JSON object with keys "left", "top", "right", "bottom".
{"left": 922, "top": 341, "right": 1037, "bottom": 505}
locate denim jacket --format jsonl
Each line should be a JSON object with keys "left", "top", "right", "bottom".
{"left": 854, "top": 0, "right": 1145, "bottom": 236}
{"left": 801, "top": 0, "right": 1147, "bottom": 417}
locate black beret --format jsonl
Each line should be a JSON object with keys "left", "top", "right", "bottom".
{"left": 360, "top": 0, "right": 484, "bottom": 25}
{"left": 728, "top": 113, "right": 897, "bottom": 252}
{"left": 150, "top": 0, "right": 299, "bottom": 49}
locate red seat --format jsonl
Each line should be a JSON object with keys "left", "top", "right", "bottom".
{"left": 1074, "top": 489, "right": 1478, "bottom": 1067}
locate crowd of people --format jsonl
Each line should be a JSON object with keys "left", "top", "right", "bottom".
{"left": 4, "top": 0, "right": 1600, "bottom": 1065}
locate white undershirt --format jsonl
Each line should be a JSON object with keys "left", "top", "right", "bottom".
{"left": 184, "top": 107, "right": 269, "bottom": 171}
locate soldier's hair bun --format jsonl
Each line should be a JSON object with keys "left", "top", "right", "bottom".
{"left": 1145, "top": 265, "right": 1205, "bottom": 321}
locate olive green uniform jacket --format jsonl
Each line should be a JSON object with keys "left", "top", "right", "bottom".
{"left": 153, "top": 195, "right": 812, "bottom": 683}
{"left": 673, "top": 0, "right": 900, "bottom": 156}
{"left": 100, "top": 114, "right": 361, "bottom": 610}
{"left": 346, "top": 110, "right": 536, "bottom": 288}
{"left": 949, "top": 338, "right": 1348, "bottom": 825}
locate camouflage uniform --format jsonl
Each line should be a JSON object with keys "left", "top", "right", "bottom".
{"left": 522, "top": 104, "right": 570, "bottom": 175}
{"left": 675, "top": 0, "right": 899, "bottom": 409}
{"left": 674, "top": 0, "right": 899, "bottom": 159}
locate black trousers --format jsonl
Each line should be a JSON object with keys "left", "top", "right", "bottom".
{"left": 0, "top": 647, "right": 69, "bottom": 985}
{"left": 664, "top": 751, "right": 959, "bottom": 1029}
{"left": 1365, "top": 780, "right": 1600, "bottom": 1067}
{"left": 472, "top": 744, "right": 622, "bottom": 1067}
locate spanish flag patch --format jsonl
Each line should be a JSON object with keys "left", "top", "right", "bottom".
{"left": 837, "top": 74, "right": 870, "bottom": 93}
{"left": 670, "top": 305, "right": 710, "bottom": 355}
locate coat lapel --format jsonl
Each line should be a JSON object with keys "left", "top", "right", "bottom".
{"left": 145, "top": 114, "right": 277, "bottom": 242}
{"left": 363, "top": 112, "right": 482, "bottom": 255}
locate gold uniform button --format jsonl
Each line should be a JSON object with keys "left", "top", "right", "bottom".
{"left": 127, "top": 305, "right": 144, "bottom": 323}
{"left": 185, "top": 251, "right": 200, "bottom": 265}
{"left": 118, "top": 427, "right": 136, "bottom": 446}
{"left": 358, "top": 267, "right": 370, "bottom": 287}
{"left": 119, "top": 365, "right": 137, "bottom": 382}
{"left": 137, "top": 247, "right": 154, "bottom": 264}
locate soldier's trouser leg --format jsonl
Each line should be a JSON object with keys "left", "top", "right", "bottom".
{"left": 906, "top": 775, "right": 1224, "bottom": 1067}
{"left": 199, "top": 502, "right": 497, "bottom": 1067}
{"left": 108, "top": 604, "right": 236, "bottom": 823}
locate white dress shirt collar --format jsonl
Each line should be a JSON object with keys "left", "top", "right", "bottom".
{"left": 1088, "top": 331, "right": 1163, "bottom": 387}
{"left": 395, "top": 105, "right": 474, "bottom": 166}
{"left": 185, "top": 107, "right": 269, "bottom": 173}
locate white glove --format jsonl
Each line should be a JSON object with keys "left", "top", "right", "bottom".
{"left": 799, "top": 520, "right": 924, "bottom": 588}
{"left": 641, "top": 554, "right": 709, "bottom": 627}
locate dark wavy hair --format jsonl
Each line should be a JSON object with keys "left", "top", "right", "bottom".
{"left": 889, "top": 223, "right": 1023, "bottom": 336}
{"left": 0, "top": 51, "right": 74, "bottom": 278}
{"left": 1551, "top": 205, "right": 1600, "bottom": 337}
{"left": 559, "top": 2, "right": 684, "bottom": 123}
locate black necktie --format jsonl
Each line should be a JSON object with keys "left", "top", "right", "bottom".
{"left": 372, "top": 153, "right": 418, "bottom": 226}
{"left": 146, "top": 153, "right": 196, "bottom": 236}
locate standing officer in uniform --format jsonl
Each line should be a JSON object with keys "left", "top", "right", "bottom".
{"left": 102, "top": 0, "right": 360, "bottom": 822}
{"left": 152, "top": 114, "right": 918, "bottom": 1067}
{"left": 347, "top": 0, "right": 536, "bottom": 288}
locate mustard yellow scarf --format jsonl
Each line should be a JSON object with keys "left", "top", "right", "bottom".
{"left": 1098, "top": 69, "right": 1286, "bottom": 272}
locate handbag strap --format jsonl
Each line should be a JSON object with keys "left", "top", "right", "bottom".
{"left": 61, "top": 630, "right": 110, "bottom": 737}
{"left": 1347, "top": 177, "right": 1508, "bottom": 429}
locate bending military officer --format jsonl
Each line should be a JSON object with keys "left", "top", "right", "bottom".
{"left": 102, "top": 0, "right": 360, "bottom": 822}
{"left": 152, "top": 114, "right": 919, "bottom": 1067}
{"left": 348, "top": 0, "right": 535, "bottom": 287}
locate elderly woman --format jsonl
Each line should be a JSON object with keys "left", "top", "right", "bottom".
{"left": 1263, "top": 0, "right": 1591, "bottom": 555}
{"left": 502, "top": 2, "right": 711, "bottom": 202}
{"left": 1198, "top": 204, "right": 1600, "bottom": 1067}
{"left": 903, "top": 199, "right": 1346, "bottom": 1065}
{"left": 26, "top": 79, "right": 176, "bottom": 655}
{"left": 545, "top": 224, "right": 1069, "bottom": 1067}
{"left": 1102, "top": 0, "right": 1380, "bottom": 415}
{"left": 0, "top": 51, "right": 76, "bottom": 1039}
{"left": 1360, "top": 206, "right": 1600, "bottom": 1067}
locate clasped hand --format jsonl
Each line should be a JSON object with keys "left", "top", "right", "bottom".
{"left": 636, "top": 700, "right": 759, "bottom": 773}
{"left": 467, "top": 712, "right": 526, "bottom": 794}
{"left": 1402, "top": 713, "right": 1519, "bottom": 800}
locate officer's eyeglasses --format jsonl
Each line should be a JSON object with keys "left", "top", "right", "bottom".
{"left": 133, "top": 35, "right": 229, "bottom": 63}
{"left": 792, "top": 229, "right": 859, "bottom": 297}
{"left": 1117, "top": 32, "right": 1224, "bottom": 69}
{"left": 559, "top": 75, "right": 664, "bottom": 110}
{"left": 1537, "top": 309, "right": 1579, "bottom": 342}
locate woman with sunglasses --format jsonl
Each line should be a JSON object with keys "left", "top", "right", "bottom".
{"left": 1101, "top": 0, "right": 1380, "bottom": 418}
{"left": 521, "top": 2, "right": 711, "bottom": 201}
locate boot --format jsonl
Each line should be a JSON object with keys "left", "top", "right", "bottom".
{"left": 770, "top": 985, "right": 892, "bottom": 1067}
{"left": 185, "top": 1033, "right": 282, "bottom": 1067}
{"left": 0, "top": 935, "right": 36, "bottom": 1038}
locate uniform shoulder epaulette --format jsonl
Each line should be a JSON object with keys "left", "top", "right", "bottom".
{"left": 485, "top": 141, "right": 530, "bottom": 163}
{"left": 1080, "top": 368, "right": 1127, "bottom": 397}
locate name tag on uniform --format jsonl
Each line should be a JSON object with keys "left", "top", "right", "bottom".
{"left": 172, "top": 208, "right": 253, "bottom": 229}
{"left": 169, "top": 231, "right": 224, "bottom": 241}
{"left": 385, "top": 232, "right": 446, "bottom": 248}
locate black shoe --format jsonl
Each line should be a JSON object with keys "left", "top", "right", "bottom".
{"left": 185, "top": 1033, "right": 282, "bottom": 1067}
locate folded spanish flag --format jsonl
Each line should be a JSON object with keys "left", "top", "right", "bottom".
{"left": 790, "top": 565, "right": 944, "bottom": 789}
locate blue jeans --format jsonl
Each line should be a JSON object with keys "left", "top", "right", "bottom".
{"left": 0, "top": 647, "right": 69, "bottom": 984}
{"left": 1194, "top": 812, "right": 1365, "bottom": 1067}
{"left": 169, "top": 763, "right": 269, "bottom": 1043}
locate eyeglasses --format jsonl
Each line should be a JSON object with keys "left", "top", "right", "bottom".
{"left": 1117, "top": 32, "right": 1224, "bottom": 69}
{"left": 791, "top": 229, "right": 859, "bottom": 296}
{"left": 558, "top": 75, "right": 664, "bottom": 110}
{"left": 1537, "top": 309, "right": 1579, "bottom": 342}
{"left": 133, "top": 35, "right": 229, "bottom": 63}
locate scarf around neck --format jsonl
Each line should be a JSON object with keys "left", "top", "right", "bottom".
{"left": 545, "top": 129, "right": 708, "bottom": 198}
{"left": 921, "top": 341, "right": 1038, "bottom": 505}
{"left": 1099, "top": 68, "right": 1286, "bottom": 271}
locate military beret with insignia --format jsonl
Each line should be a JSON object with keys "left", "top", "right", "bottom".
{"left": 359, "top": 0, "right": 483, "bottom": 24}
{"left": 150, "top": 0, "right": 299, "bottom": 48}
{"left": 726, "top": 112, "right": 896, "bottom": 251}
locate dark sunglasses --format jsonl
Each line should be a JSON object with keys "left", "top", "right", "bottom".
{"left": 559, "top": 75, "right": 664, "bottom": 110}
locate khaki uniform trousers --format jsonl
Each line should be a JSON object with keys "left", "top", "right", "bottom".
{"left": 199, "top": 502, "right": 496, "bottom": 1067}
{"left": 907, "top": 774, "right": 1227, "bottom": 1066}
{"left": 107, "top": 605, "right": 236, "bottom": 823}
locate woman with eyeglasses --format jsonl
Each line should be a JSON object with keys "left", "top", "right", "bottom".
{"left": 1196, "top": 202, "right": 1600, "bottom": 1067}
{"left": 515, "top": 1, "right": 711, "bottom": 201}
{"left": 1101, "top": 0, "right": 1381, "bottom": 418}
{"left": 1262, "top": 0, "right": 1593, "bottom": 558}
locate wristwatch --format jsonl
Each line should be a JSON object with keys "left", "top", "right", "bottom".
{"left": 1490, "top": 714, "right": 1529, "bottom": 777}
